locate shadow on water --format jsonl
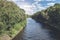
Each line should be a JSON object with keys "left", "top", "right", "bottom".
{"left": 13, "top": 18, "right": 60, "bottom": 40}
{"left": 20, "top": 18, "right": 60, "bottom": 40}
{"left": 41, "top": 20, "right": 60, "bottom": 39}
{"left": 41, "top": 24, "right": 60, "bottom": 40}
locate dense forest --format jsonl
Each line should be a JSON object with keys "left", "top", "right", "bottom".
{"left": 32, "top": 3, "right": 60, "bottom": 30}
{"left": 0, "top": 0, "right": 26, "bottom": 40}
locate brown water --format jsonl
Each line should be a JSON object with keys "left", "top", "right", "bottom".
{"left": 20, "top": 18, "right": 60, "bottom": 40}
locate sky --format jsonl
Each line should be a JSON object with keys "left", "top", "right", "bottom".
{"left": 9, "top": 0, "right": 60, "bottom": 15}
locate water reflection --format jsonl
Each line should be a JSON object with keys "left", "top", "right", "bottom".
{"left": 21, "top": 18, "right": 60, "bottom": 40}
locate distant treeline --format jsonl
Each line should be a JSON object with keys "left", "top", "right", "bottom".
{"left": 0, "top": 0, "right": 26, "bottom": 38}
{"left": 32, "top": 3, "right": 60, "bottom": 30}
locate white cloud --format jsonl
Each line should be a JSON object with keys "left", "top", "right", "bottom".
{"left": 8, "top": 0, "right": 34, "bottom": 15}
{"left": 9, "top": 0, "right": 56, "bottom": 15}
{"left": 32, "top": 2, "right": 46, "bottom": 11}
{"left": 34, "top": 0, "right": 42, "bottom": 2}
{"left": 18, "top": 2, "right": 36, "bottom": 15}
{"left": 18, "top": 1, "right": 47, "bottom": 15}
{"left": 44, "top": 0, "right": 56, "bottom": 1}
{"left": 34, "top": 0, "right": 56, "bottom": 2}
{"left": 47, "top": 3, "right": 55, "bottom": 6}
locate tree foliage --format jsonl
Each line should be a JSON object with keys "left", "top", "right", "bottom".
{"left": 0, "top": 0, "right": 26, "bottom": 36}
{"left": 32, "top": 3, "right": 60, "bottom": 29}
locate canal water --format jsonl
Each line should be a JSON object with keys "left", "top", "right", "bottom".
{"left": 20, "top": 18, "right": 60, "bottom": 40}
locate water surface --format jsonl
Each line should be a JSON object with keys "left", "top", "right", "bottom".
{"left": 21, "top": 18, "right": 60, "bottom": 40}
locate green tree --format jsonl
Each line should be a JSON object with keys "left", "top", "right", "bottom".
{"left": 0, "top": 0, "right": 26, "bottom": 37}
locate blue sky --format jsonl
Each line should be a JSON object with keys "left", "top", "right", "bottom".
{"left": 9, "top": 0, "right": 60, "bottom": 15}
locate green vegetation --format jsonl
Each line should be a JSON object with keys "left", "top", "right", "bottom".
{"left": 0, "top": 0, "right": 26, "bottom": 39}
{"left": 32, "top": 3, "right": 60, "bottom": 30}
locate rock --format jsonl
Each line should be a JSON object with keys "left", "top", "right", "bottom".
{"left": 0, "top": 34, "right": 11, "bottom": 40}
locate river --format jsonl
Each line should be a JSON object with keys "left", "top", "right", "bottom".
{"left": 13, "top": 18, "right": 60, "bottom": 40}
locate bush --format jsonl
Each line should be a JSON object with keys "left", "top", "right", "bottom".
{"left": 0, "top": 0, "right": 26, "bottom": 37}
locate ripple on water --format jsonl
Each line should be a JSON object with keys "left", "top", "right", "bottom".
{"left": 21, "top": 18, "right": 60, "bottom": 40}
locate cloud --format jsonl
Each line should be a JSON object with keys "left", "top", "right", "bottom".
{"left": 34, "top": 0, "right": 42, "bottom": 2}
{"left": 8, "top": 0, "right": 34, "bottom": 15}
{"left": 47, "top": 3, "right": 55, "bottom": 6}
{"left": 34, "top": 0, "right": 56, "bottom": 2}
{"left": 17, "top": 1, "right": 47, "bottom": 15}
{"left": 43, "top": 0, "right": 56, "bottom": 1}
{"left": 18, "top": 2, "right": 36, "bottom": 15}
{"left": 9, "top": 0, "right": 57, "bottom": 15}
{"left": 32, "top": 2, "right": 46, "bottom": 11}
